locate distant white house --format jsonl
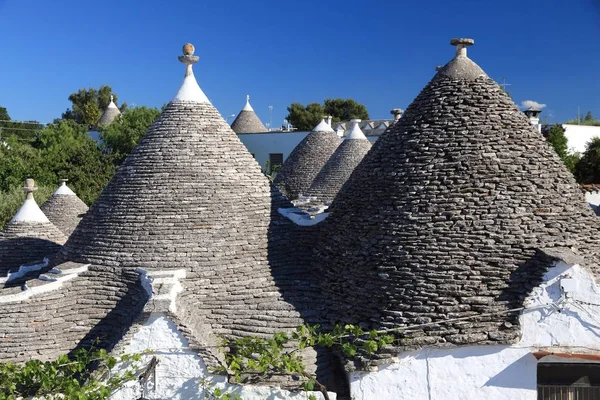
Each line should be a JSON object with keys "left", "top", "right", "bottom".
{"left": 237, "top": 130, "right": 310, "bottom": 171}
{"left": 563, "top": 124, "right": 600, "bottom": 154}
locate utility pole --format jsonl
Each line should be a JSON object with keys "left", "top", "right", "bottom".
{"left": 268, "top": 105, "right": 273, "bottom": 131}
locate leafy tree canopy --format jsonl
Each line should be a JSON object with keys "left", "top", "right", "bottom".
{"left": 99, "top": 106, "right": 161, "bottom": 165}
{"left": 62, "top": 85, "right": 127, "bottom": 128}
{"left": 575, "top": 137, "right": 600, "bottom": 184}
{"left": 542, "top": 124, "right": 580, "bottom": 174}
{"left": 286, "top": 98, "right": 370, "bottom": 131}
{"left": 585, "top": 111, "right": 594, "bottom": 121}
{"left": 0, "top": 118, "right": 115, "bottom": 224}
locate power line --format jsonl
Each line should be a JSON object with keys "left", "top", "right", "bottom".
{"left": 0, "top": 119, "right": 44, "bottom": 125}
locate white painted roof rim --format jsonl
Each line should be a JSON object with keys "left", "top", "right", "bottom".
{"left": 53, "top": 182, "right": 76, "bottom": 196}
{"left": 107, "top": 100, "right": 118, "bottom": 109}
{"left": 11, "top": 197, "right": 50, "bottom": 224}
{"left": 346, "top": 121, "right": 368, "bottom": 140}
{"left": 173, "top": 67, "right": 210, "bottom": 103}
{"left": 312, "top": 119, "right": 335, "bottom": 133}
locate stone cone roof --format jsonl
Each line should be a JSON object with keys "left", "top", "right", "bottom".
{"left": 40, "top": 181, "right": 89, "bottom": 237}
{"left": 54, "top": 46, "right": 323, "bottom": 376}
{"left": 230, "top": 95, "right": 267, "bottom": 133}
{"left": 96, "top": 97, "right": 121, "bottom": 127}
{"left": 274, "top": 120, "right": 342, "bottom": 200}
{"left": 306, "top": 122, "right": 372, "bottom": 203}
{"left": 0, "top": 265, "right": 147, "bottom": 363}
{"left": 316, "top": 39, "right": 600, "bottom": 350}
{"left": 0, "top": 185, "right": 67, "bottom": 276}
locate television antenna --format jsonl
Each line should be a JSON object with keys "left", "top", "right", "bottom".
{"left": 499, "top": 76, "right": 512, "bottom": 93}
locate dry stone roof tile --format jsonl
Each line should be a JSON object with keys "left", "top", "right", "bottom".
{"left": 316, "top": 39, "right": 600, "bottom": 352}
{"left": 0, "top": 183, "right": 66, "bottom": 276}
{"left": 274, "top": 120, "right": 342, "bottom": 200}
{"left": 0, "top": 265, "right": 148, "bottom": 363}
{"left": 306, "top": 124, "right": 372, "bottom": 203}
{"left": 96, "top": 96, "right": 121, "bottom": 127}
{"left": 230, "top": 95, "right": 267, "bottom": 133}
{"left": 40, "top": 181, "right": 89, "bottom": 237}
{"left": 50, "top": 46, "right": 327, "bottom": 382}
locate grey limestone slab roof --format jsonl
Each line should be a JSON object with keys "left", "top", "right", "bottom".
{"left": 0, "top": 222, "right": 66, "bottom": 276}
{"left": 274, "top": 129, "right": 342, "bottom": 200}
{"left": 230, "top": 110, "right": 267, "bottom": 133}
{"left": 306, "top": 138, "right": 372, "bottom": 203}
{"left": 315, "top": 42, "right": 600, "bottom": 354}
{"left": 40, "top": 186, "right": 89, "bottom": 237}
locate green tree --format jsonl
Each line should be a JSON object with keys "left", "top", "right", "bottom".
{"left": 542, "top": 124, "right": 580, "bottom": 173}
{"left": 100, "top": 106, "right": 161, "bottom": 164}
{"left": 575, "top": 138, "right": 600, "bottom": 183}
{"left": 63, "top": 86, "right": 127, "bottom": 127}
{"left": 285, "top": 102, "right": 324, "bottom": 131}
{"left": 585, "top": 111, "right": 594, "bottom": 122}
{"left": 34, "top": 119, "right": 115, "bottom": 204}
{"left": 285, "top": 98, "right": 370, "bottom": 131}
{"left": 323, "top": 98, "right": 369, "bottom": 123}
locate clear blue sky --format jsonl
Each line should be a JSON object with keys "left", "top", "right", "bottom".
{"left": 1, "top": 0, "right": 599, "bottom": 126}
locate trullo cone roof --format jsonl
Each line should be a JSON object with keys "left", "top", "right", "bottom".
{"left": 274, "top": 119, "right": 341, "bottom": 200}
{"left": 230, "top": 95, "right": 267, "bottom": 133}
{"left": 96, "top": 95, "right": 121, "bottom": 127}
{"left": 56, "top": 45, "right": 319, "bottom": 362}
{"left": 0, "top": 179, "right": 66, "bottom": 276}
{"left": 40, "top": 180, "right": 89, "bottom": 237}
{"left": 306, "top": 120, "right": 372, "bottom": 203}
{"left": 316, "top": 38, "right": 600, "bottom": 349}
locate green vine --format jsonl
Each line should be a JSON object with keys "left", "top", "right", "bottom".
{"left": 213, "top": 324, "right": 396, "bottom": 400}
{"left": 0, "top": 347, "right": 144, "bottom": 400}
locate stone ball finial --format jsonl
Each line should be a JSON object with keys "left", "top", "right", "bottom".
{"left": 183, "top": 43, "right": 195, "bottom": 56}
{"left": 178, "top": 43, "right": 199, "bottom": 67}
{"left": 23, "top": 178, "right": 37, "bottom": 194}
{"left": 450, "top": 38, "right": 474, "bottom": 57}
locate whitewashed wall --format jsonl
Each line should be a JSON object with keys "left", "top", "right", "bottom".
{"left": 237, "top": 131, "right": 309, "bottom": 170}
{"left": 349, "top": 260, "right": 600, "bottom": 400}
{"left": 563, "top": 124, "right": 600, "bottom": 154}
{"left": 585, "top": 191, "right": 600, "bottom": 215}
{"left": 110, "top": 312, "right": 334, "bottom": 400}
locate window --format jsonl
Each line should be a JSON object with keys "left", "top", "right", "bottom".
{"left": 538, "top": 361, "right": 600, "bottom": 399}
{"left": 269, "top": 153, "right": 283, "bottom": 174}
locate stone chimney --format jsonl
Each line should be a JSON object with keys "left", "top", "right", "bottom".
{"left": 524, "top": 107, "right": 542, "bottom": 134}
{"left": 390, "top": 108, "right": 404, "bottom": 121}
{"left": 326, "top": 115, "right": 333, "bottom": 127}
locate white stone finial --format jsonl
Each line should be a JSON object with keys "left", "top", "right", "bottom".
{"left": 173, "top": 43, "right": 210, "bottom": 103}
{"left": 11, "top": 179, "right": 49, "bottom": 223}
{"left": 346, "top": 120, "right": 367, "bottom": 140}
{"left": 243, "top": 95, "right": 254, "bottom": 111}
{"left": 450, "top": 38, "right": 474, "bottom": 57}
{"left": 23, "top": 179, "right": 37, "bottom": 200}
{"left": 54, "top": 179, "right": 76, "bottom": 196}
{"left": 312, "top": 118, "right": 335, "bottom": 133}
{"left": 110, "top": 94, "right": 114, "bottom": 102}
